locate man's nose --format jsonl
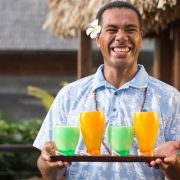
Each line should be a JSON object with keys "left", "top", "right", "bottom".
{"left": 115, "top": 30, "right": 128, "bottom": 42}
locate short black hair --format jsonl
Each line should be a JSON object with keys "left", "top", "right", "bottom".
{"left": 96, "top": 1, "right": 142, "bottom": 27}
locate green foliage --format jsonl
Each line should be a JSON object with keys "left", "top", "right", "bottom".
{"left": 0, "top": 119, "right": 42, "bottom": 179}
{"left": 0, "top": 85, "right": 57, "bottom": 179}
{"left": 27, "top": 86, "right": 54, "bottom": 111}
{"left": 0, "top": 119, "right": 42, "bottom": 144}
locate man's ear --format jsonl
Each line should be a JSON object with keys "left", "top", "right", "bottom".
{"left": 140, "top": 30, "right": 144, "bottom": 40}
{"left": 96, "top": 35, "right": 101, "bottom": 48}
{"left": 140, "top": 30, "right": 144, "bottom": 48}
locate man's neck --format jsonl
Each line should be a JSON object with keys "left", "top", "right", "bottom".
{"left": 103, "top": 65, "right": 138, "bottom": 89}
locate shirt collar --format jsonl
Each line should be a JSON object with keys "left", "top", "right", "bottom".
{"left": 92, "top": 64, "right": 105, "bottom": 92}
{"left": 129, "top": 64, "right": 148, "bottom": 89}
{"left": 92, "top": 64, "right": 148, "bottom": 92}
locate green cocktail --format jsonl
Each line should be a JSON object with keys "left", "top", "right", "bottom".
{"left": 108, "top": 126, "right": 134, "bottom": 156}
{"left": 54, "top": 125, "right": 80, "bottom": 156}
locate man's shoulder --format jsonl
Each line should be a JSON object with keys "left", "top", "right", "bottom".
{"left": 60, "top": 74, "right": 95, "bottom": 94}
{"left": 69, "top": 74, "right": 95, "bottom": 86}
{"left": 148, "top": 76, "right": 179, "bottom": 95}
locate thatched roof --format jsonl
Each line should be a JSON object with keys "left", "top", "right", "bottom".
{"left": 43, "top": 0, "right": 180, "bottom": 37}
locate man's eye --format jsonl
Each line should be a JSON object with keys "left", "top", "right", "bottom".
{"left": 106, "top": 29, "right": 116, "bottom": 33}
{"left": 127, "top": 29, "right": 136, "bottom": 33}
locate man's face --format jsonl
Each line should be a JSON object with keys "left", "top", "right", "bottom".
{"left": 96, "top": 8, "right": 143, "bottom": 70}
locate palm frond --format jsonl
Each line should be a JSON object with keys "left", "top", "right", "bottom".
{"left": 27, "top": 86, "right": 54, "bottom": 111}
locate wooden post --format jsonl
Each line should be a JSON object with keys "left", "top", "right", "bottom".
{"left": 153, "top": 28, "right": 174, "bottom": 85}
{"left": 77, "top": 30, "right": 92, "bottom": 79}
{"left": 173, "top": 22, "right": 180, "bottom": 90}
{"left": 153, "top": 22, "right": 180, "bottom": 91}
{"left": 153, "top": 38, "right": 161, "bottom": 80}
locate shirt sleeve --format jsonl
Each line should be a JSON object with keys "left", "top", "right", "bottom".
{"left": 165, "top": 89, "right": 180, "bottom": 142}
{"left": 33, "top": 87, "right": 68, "bottom": 150}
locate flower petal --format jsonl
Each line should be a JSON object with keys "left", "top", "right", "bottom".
{"left": 86, "top": 27, "right": 94, "bottom": 36}
{"left": 90, "top": 19, "right": 99, "bottom": 27}
{"left": 90, "top": 31, "right": 97, "bottom": 39}
{"left": 96, "top": 26, "right": 101, "bottom": 33}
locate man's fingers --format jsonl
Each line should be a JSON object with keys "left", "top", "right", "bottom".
{"left": 41, "top": 151, "right": 51, "bottom": 161}
{"left": 64, "top": 161, "right": 72, "bottom": 167}
{"left": 150, "top": 158, "right": 170, "bottom": 170}
{"left": 163, "top": 153, "right": 177, "bottom": 165}
{"left": 41, "top": 141, "right": 57, "bottom": 161}
{"left": 176, "top": 141, "right": 180, "bottom": 149}
{"left": 44, "top": 141, "right": 57, "bottom": 154}
{"left": 150, "top": 160, "right": 159, "bottom": 169}
{"left": 57, "top": 161, "right": 71, "bottom": 167}
{"left": 155, "top": 160, "right": 168, "bottom": 170}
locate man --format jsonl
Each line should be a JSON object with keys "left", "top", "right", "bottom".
{"left": 34, "top": 1, "right": 180, "bottom": 179}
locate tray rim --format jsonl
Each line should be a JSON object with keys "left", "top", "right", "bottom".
{"left": 50, "top": 155, "right": 165, "bottom": 162}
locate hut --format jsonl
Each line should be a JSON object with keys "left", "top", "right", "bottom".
{"left": 0, "top": 0, "right": 78, "bottom": 121}
{"left": 43, "top": 0, "right": 180, "bottom": 90}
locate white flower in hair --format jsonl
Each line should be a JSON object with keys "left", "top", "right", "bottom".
{"left": 86, "top": 19, "right": 101, "bottom": 39}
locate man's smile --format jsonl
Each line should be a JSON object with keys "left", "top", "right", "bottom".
{"left": 111, "top": 45, "right": 132, "bottom": 58}
{"left": 113, "top": 47, "right": 131, "bottom": 52}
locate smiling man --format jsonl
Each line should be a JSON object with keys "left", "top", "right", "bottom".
{"left": 34, "top": 1, "right": 180, "bottom": 180}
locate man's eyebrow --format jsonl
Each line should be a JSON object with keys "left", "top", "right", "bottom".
{"left": 126, "top": 24, "right": 139, "bottom": 28}
{"left": 104, "top": 24, "right": 117, "bottom": 28}
{"left": 104, "top": 24, "right": 139, "bottom": 29}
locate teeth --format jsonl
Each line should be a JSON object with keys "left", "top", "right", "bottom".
{"left": 113, "top": 47, "right": 129, "bottom": 52}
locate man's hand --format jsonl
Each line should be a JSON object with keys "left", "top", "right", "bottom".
{"left": 148, "top": 141, "right": 180, "bottom": 180}
{"left": 41, "top": 141, "right": 71, "bottom": 168}
{"left": 38, "top": 141, "right": 71, "bottom": 180}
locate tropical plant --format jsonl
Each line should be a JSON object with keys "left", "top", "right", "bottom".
{"left": 27, "top": 82, "right": 68, "bottom": 111}
{"left": 0, "top": 118, "right": 42, "bottom": 179}
{"left": 27, "top": 86, "right": 54, "bottom": 111}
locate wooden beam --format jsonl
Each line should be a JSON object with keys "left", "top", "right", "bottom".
{"left": 77, "top": 30, "right": 92, "bottom": 79}
{"left": 0, "top": 52, "right": 77, "bottom": 76}
{"left": 0, "top": 144, "right": 39, "bottom": 153}
{"left": 173, "top": 22, "right": 180, "bottom": 90}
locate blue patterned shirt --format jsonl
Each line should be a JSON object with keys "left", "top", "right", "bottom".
{"left": 33, "top": 64, "right": 180, "bottom": 180}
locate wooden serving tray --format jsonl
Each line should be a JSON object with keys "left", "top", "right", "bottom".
{"left": 50, "top": 155, "right": 165, "bottom": 163}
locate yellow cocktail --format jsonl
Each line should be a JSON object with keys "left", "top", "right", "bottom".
{"left": 133, "top": 112, "right": 159, "bottom": 156}
{"left": 80, "top": 111, "right": 105, "bottom": 156}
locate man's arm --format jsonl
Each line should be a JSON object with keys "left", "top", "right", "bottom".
{"left": 150, "top": 141, "right": 180, "bottom": 180}
{"left": 37, "top": 141, "right": 71, "bottom": 180}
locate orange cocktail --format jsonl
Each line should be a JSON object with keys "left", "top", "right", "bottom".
{"left": 80, "top": 112, "right": 105, "bottom": 156}
{"left": 133, "top": 112, "right": 159, "bottom": 156}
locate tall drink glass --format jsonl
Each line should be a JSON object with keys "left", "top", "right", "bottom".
{"left": 80, "top": 112, "right": 105, "bottom": 156}
{"left": 133, "top": 112, "right": 159, "bottom": 156}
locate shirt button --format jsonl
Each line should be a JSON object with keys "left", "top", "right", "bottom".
{"left": 112, "top": 108, "right": 116, "bottom": 112}
{"left": 114, "top": 92, "right": 118, "bottom": 95}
